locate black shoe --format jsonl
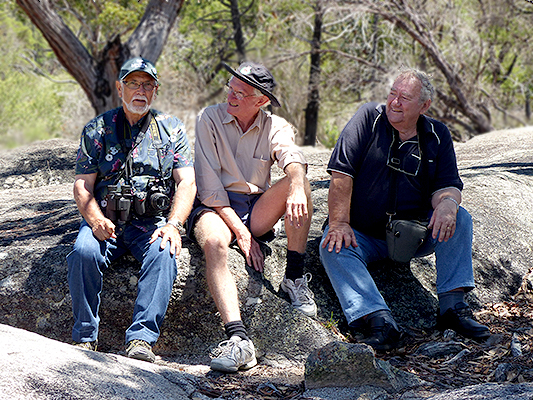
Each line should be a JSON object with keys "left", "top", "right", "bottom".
{"left": 436, "top": 302, "right": 490, "bottom": 340}
{"left": 362, "top": 316, "right": 401, "bottom": 351}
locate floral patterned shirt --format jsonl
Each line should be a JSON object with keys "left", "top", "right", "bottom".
{"left": 75, "top": 107, "right": 193, "bottom": 229}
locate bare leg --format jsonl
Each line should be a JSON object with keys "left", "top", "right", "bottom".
{"left": 250, "top": 176, "right": 312, "bottom": 252}
{"left": 194, "top": 211, "right": 241, "bottom": 324}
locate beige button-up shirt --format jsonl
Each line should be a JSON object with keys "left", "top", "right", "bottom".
{"left": 195, "top": 103, "right": 307, "bottom": 208}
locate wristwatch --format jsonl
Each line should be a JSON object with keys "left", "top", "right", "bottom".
{"left": 166, "top": 219, "right": 185, "bottom": 234}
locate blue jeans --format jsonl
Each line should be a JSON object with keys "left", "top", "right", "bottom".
{"left": 67, "top": 220, "right": 178, "bottom": 345}
{"left": 319, "top": 207, "right": 475, "bottom": 326}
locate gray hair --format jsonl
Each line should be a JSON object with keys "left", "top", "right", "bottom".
{"left": 251, "top": 87, "right": 271, "bottom": 107}
{"left": 395, "top": 67, "right": 435, "bottom": 104}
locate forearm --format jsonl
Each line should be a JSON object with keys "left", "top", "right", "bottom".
{"left": 214, "top": 205, "right": 249, "bottom": 238}
{"left": 328, "top": 172, "right": 353, "bottom": 224}
{"left": 284, "top": 162, "right": 307, "bottom": 191}
{"left": 73, "top": 177, "right": 106, "bottom": 228}
{"left": 322, "top": 171, "right": 357, "bottom": 252}
{"left": 167, "top": 170, "right": 196, "bottom": 224}
{"left": 431, "top": 187, "right": 462, "bottom": 210}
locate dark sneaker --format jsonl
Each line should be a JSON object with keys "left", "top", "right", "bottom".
{"left": 362, "top": 316, "right": 401, "bottom": 352}
{"left": 73, "top": 341, "right": 97, "bottom": 351}
{"left": 210, "top": 335, "right": 257, "bottom": 373}
{"left": 126, "top": 340, "right": 156, "bottom": 363}
{"left": 436, "top": 302, "right": 490, "bottom": 340}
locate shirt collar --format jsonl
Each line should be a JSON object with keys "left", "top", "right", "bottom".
{"left": 222, "top": 106, "right": 265, "bottom": 134}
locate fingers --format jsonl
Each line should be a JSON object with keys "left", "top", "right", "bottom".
{"left": 92, "top": 219, "right": 116, "bottom": 241}
{"left": 431, "top": 207, "right": 457, "bottom": 242}
{"left": 149, "top": 228, "right": 162, "bottom": 244}
{"left": 285, "top": 196, "right": 309, "bottom": 228}
{"left": 250, "top": 239, "right": 264, "bottom": 272}
{"left": 150, "top": 226, "right": 183, "bottom": 257}
{"left": 430, "top": 216, "right": 456, "bottom": 241}
{"left": 437, "top": 222, "right": 456, "bottom": 242}
{"left": 321, "top": 223, "right": 357, "bottom": 253}
{"left": 237, "top": 233, "right": 264, "bottom": 272}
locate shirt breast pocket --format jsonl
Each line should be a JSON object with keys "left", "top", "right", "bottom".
{"left": 246, "top": 157, "right": 270, "bottom": 190}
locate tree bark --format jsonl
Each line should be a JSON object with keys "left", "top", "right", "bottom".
{"left": 303, "top": 0, "right": 324, "bottom": 146}
{"left": 16, "top": 0, "right": 185, "bottom": 116}
{"left": 346, "top": 0, "right": 494, "bottom": 134}
{"left": 228, "top": 0, "right": 247, "bottom": 63}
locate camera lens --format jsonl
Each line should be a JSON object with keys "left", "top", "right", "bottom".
{"left": 150, "top": 193, "right": 170, "bottom": 211}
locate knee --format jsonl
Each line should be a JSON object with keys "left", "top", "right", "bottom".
{"left": 457, "top": 207, "right": 472, "bottom": 225}
{"left": 68, "top": 237, "right": 105, "bottom": 267}
{"left": 455, "top": 207, "right": 473, "bottom": 236}
{"left": 202, "top": 235, "right": 229, "bottom": 259}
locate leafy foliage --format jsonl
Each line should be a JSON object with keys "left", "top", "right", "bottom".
{"left": 6, "top": 0, "right": 533, "bottom": 147}
{"left": 0, "top": 6, "right": 69, "bottom": 147}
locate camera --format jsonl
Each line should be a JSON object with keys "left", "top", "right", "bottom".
{"left": 105, "top": 184, "right": 133, "bottom": 223}
{"left": 133, "top": 178, "right": 172, "bottom": 216}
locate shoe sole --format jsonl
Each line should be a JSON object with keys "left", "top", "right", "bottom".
{"left": 436, "top": 324, "right": 491, "bottom": 341}
{"left": 294, "top": 304, "right": 318, "bottom": 318}
{"left": 210, "top": 357, "right": 257, "bottom": 373}
{"left": 280, "top": 282, "right": 318, "bottom": 318}
{"left": 127, "top": 349, "right": 156, "bottom": 363}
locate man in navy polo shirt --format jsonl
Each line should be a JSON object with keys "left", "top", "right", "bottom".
{"left": 320, "top": 68, "right": 490, "bottom": 351}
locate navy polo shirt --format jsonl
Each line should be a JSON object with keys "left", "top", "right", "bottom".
{"left": 327, "top": 102, "right": 463, "bottom": 239}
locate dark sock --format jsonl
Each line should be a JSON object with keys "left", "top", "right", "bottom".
{"left": 224, "top": 320, "right": 249, "bottom": 341}
{"left": 285, "top": 250, "right": 305, "bottom": 281}
{"left": 438, "top": 291, "right": 465, "bottom": 315}
{"left": 367, "top": 309, "right": 399, "bottom": 330}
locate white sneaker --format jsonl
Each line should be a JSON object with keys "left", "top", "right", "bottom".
{"left": 210, "top": 335, "right": 257, "bottom": 372}
{"left": 281, "top": 273, "right": 318, "bottom": 318}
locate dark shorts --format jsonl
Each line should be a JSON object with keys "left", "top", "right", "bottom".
{"left": 186, "top": 192, "right": 276, "bottom": 243}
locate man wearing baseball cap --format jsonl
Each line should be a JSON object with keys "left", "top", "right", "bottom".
{"left": 67, "top": 57, "right": 196, "bottom": 362}
{"left": 188, "top": 61, "right": 316, "bottom": 372}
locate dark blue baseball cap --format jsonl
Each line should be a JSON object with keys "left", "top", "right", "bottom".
{"left": 119, "top": 57, "right": 158, "bottom": 82}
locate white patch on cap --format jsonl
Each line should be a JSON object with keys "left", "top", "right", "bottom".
{"left": 131, "top": 60, "right": 145, "bottom": 69}
{"left": 240, "top": 66, "right": 252, "bottom": 75}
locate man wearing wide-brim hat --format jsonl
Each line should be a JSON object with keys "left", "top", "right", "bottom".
{"left": 187, "top": 61, "right": 317, "bottom": 372}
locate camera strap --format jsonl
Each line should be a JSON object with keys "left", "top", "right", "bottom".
{"left": 147, "top": 116, "right": 169, "bottom": 182}
{"left": 114, "top": 108, "right": 164, "bottom": 185}
{"left": 386, "top": 127, "right": 429, "bottom": 224}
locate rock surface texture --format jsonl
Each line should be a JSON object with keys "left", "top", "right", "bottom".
{"left": 0, "top": 126, "right": 533, "bottom": 399}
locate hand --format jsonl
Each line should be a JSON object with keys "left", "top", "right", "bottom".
{"left": 429, "top": 200, "right": 457, "bottom": 242}
{"left": 91, "top": 218, "right": 116, "bottom": 241}
{"left": 321, "top": 221, "right": 357, "bottom": 253}
{"left": 235, "top": 228, "right": 264, "bottom": 272}
{"left": 149, "top": 224, "right": 183, "bottom": 258}
{"left": 285, "top": 188, "right": 309, "bottom": 228}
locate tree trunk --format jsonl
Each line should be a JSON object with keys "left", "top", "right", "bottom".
{"left": 526, "top": 89, "right": 531, "bottom": 122}
{"left": 16, "top": 0, "right": 185, "bottom": 116}
{"left": 352, "top": 1, "right": 494, "bottom": 134}
{"left": 228, "top": 0, "right": 247, "bottom": 63}
{"left": 303, "top": 0, "right": 324, "bottom": 147}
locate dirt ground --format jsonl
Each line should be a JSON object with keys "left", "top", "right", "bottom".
{"left": 154, "top": 285, "right": 533, "bottom": 399}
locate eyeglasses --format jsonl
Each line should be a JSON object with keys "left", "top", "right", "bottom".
{"left": 123, "top": 80, "right": 157, "bottom": 91}
{"left": 224, "top": 84, "right": 256, "bottom": 100}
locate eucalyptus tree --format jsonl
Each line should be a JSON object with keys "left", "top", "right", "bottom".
{"left": 16, "top": 0, "right": 186, "bottom": 116}
{"left": 177, "top": 0, "right": 257, "bottom": 86}
{"left": 336, "top": 0, "right": 533, "bottom": 137}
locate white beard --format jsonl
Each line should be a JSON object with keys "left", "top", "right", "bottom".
{"left": 123, "top": 95, "right": 151, "bottom": 115}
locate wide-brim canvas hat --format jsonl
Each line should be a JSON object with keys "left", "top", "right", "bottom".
{"left": 119, "top": 57, "right": 158, "bottom": 82}
{"left": 223, "top": 62, "right": 281, "bottom": 107}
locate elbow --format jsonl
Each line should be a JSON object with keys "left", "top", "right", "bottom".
{"left": 179, "top": 176, "right": 197, "bottom": 194}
